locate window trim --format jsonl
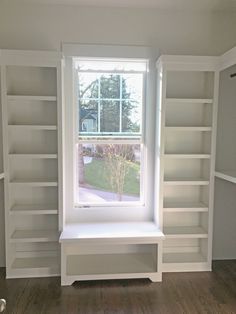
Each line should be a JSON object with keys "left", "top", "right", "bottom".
{"left": 63, "top": 44, "right": 158, "bottom": 222}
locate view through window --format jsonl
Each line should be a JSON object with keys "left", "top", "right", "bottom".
{"left": 75, "top": 59, "right": 147, "bottom": 205}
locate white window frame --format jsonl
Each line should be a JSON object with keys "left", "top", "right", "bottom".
{"left": 75, "top": 61, "right": 147, "bottom": 207}
{"left": 63, "top": 44, "right": 157, "bottom": 222}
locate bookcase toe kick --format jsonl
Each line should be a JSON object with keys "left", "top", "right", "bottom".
{"left": 60, "top": 242, "right": 163, "bottom": 286}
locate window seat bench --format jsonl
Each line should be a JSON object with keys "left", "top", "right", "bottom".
{"left": 59, "top": 222, "right": 164, "bottom": 286}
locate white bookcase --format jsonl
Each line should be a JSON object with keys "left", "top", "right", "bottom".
{"left": 0, "top": 50, "right": 63, "bottom": 278}
{"left": 155, "top": 56, "right": 219, "bottom": 272}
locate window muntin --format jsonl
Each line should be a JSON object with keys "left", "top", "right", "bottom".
{"left": 74, "top": 59, "right": 147, "bottom": 206}
{"left": 78, "top": 72, "right": 143, "bottom": 136}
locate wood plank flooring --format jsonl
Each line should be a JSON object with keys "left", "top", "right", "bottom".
{"left": 0, "top": 260, "right": 235, "bottom": 314}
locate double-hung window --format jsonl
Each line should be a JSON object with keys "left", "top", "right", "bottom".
{"left": 74, "top": 58, "right": 147, "bottom": 207}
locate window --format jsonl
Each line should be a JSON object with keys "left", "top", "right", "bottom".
{"left": 74, "top": 59, "right": 147, "bottom": 206}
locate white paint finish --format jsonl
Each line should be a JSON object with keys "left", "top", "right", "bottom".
{"left": 164, "top": 154, "right": 211, "bottom": 159}
{"left": 163, "top": 226, "right": 208, "bottom": 238}
{"left": 66, "top": 253, "right": 156, "bottom": 275}
{"left": 63, "top": 44, "right": 156, "bottom": 224}
{"left": 10, "top": 229, "right": 59, "bottom": 243}
{"left": 4, "top": 0, "right": 236, "bottom": 11}
{"left": 1, "top": 51, "right": 63, "bottom": 276}
{"left": 215, "top": 170, "right": 236, "bottom": 184}
{"left": 60, "top": 222, "right": 164, "bottom": 244}
{"left": 60, "top": 227, "right": 163, "bottom": 285}
{"left": 155, "top": 56, "right": 218, "bottom": 271}
{"left": 0, "top": 3, "right": 236, "bottom": 56}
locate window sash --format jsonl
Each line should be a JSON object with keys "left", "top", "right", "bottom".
{"left": 74, "top": 59, "right": 147, "bottom": 207}
{"left": 77, "top": 70, "right": 144, "bottom": 137}
{"left": 74, "top": 142, "right": 145, "bottom": 207}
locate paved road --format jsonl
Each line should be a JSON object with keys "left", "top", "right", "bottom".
{"left": 79, "top": 187, "right": 139, "bottom": 202}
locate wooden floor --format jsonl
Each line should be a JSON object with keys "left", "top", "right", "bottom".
{"left": 0, "top": 260, "right": 236, "bottom": 314}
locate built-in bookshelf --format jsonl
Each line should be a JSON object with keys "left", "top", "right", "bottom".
{"left": 1, "top": 50, "right": 63, "bottom": 278}
{"left": 155, "top": 56, "right": 219, "bottom": 272}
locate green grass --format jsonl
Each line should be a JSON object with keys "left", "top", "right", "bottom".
{"left": 84, "top": 158, "right": 140, "bottom": 196}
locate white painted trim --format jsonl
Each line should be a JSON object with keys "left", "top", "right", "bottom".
{"left": 1, "top": 49, "right": 62, "bottom": 67}
{"left": 219, "top": 46, "right": 236, "bottom": 71}
{"left": 156, "top": 55, "right": 219, "bottom": 71}
{"left": 62, "top": 43, "right": 158, "bottom": 60}
{"left": 63, "top": 44, "right": 159, "bottom": 222}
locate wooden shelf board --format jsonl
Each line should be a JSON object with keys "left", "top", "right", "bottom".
{"left": 10, "top": 180, "right": 58, "bottom": 187}
{"left": 163, "top": 252, "right": 206, "bottom": 264}
{"left": 165, "top": 126, "right": 212, "bottom": 131}
{"left": 8, "top": 125, "right": 57, "bottom": 130}
{"left": 163, "top": 202, "right": 208, "bottom": 212}
{"left": 60, "top": 222, "right": 164, "bottom": 244}
{"left": 164, "top": 154, "right": 211, "bottom": 159}
{"left": 10, "top": 229, "right": 59, "bottom": 243}
{"left": 7, "top": 95, "right": 57, "bottom": 102}
{"left": 12, "top": 256, "right": 59, "bottom": 270}
{"left": 164, "top": 226, "right": 208, "bottom": 238}
{"left": 164, "top": 178, "right": 209, "bottom": 186}
{"left": 215, "top": 170, "right": 236, "bottom": 184}
{"left": 9, "top": 154, "right": 57, "bottom": 159}
{"left": 10, "top": 204, "right": 58, "bottom": 215}
{"left": 165, "top": 98, "right": 213, "bottom": 104}
{"left": 67, "top": 253, "right": 156, "bottom": 276}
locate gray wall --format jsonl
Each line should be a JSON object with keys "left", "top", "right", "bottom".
{"left": 213, "top": 65, "right": 236, "bottom": 259}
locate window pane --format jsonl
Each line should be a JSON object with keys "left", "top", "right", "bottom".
{"left": 79, "top": 100, "right": 98, "bottom": 133}
{"left": 100, "top": 100, "right": 120, "bottom": 132}
{"left": 122, "top": 74, "right": 143, "bottom": 101}
{"left": 122, "top": 100, "right": 141, "bottom": 133}
{"left": 77, "top": 144, "right": 141, "bottom": 203}
{"left": 79, "top": 73, "right": 99, "bottom": 99}
{"left": 100, "top": 74, "right": 120, "bottom": 99}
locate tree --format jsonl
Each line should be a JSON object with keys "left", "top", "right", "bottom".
{"left": 103, "top": 144, "right": 132, "bottom": 201}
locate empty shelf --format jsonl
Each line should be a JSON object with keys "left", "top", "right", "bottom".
{"left": 165, "top": 127, "right": 212, "bottom": 131}
{"left": 10, "top": 229, "right": 58, "bottom": 243}
{"left": 10, "top": 204, "right": 58, "bottom": 215}
{"left": 164, "top": 226, "right": 208, "bottom": 238}
{"left": 9, "top": 154, "right": 57, "bottom": 159}
{"left": 7, "top": 95, "right": 57, "bottom": 102}
{"left": 215, "top": 170, "right": 236, "bottom": 184}
{"left": 165, "top": 98, "right": 213, "bottom": 104}
{"left": 164, "top": 178, "right": 209, "bottom": 186}
{"left": 8, "top": 125, "right": 57, "bottom": 130}
{"left": 10, "top": 179, "right": 58, "bottom": 187}
{"left": 163, "top": 202, "right": 208, "bottom": 212}
{"left": 67, "top": 253, "right": 156, "bottom": 276}
{"left": 12, "top": 256, "right": 59, "bottom": 270}
{"left": 164, "top": 154, "right": 211, "bottom": 159}
{"left": 163, "top": 252, "right": 206, "bottom": 264}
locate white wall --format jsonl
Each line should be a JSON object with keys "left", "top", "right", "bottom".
{"left": 0, "top": 3, "right": 236, "bottom": 55}
{"left": 0, "top": 2, "right": 236, "bottom": 265}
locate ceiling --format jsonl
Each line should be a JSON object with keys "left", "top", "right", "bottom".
{"left": 5, "top": 0, "right": 236, "bottom": 11}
